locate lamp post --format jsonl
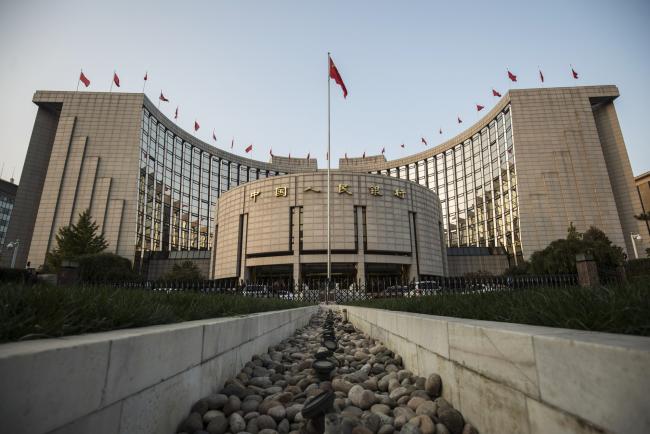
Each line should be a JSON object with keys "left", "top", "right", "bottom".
{"left": 630, "top": 233, "right": 641, "bottom": 259}
{"left": 6, "top": 239, "right": 20, "bottom": 268}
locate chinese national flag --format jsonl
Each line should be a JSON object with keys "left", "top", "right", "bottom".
{"left": 492, "top": 89, "right": 501, "bottom": 97}
{"left": 329, "top": 56, "right": 348, "bottom": 98}
{"left": 79, "top": 71, "right": 90, "bottom": 87}
{"left": 458, "top": 117, "right": 462, "bottom": 124}
{"left": 212, "top": 130, "right": 217, "bottom": 141}
{"left": 159, "top": 92, "right": 169, "bottom": 102}
{"left": 572, "top": 68, "right": 579, "bottom": 79}
{"left": 270, "top": 148, "right": 273, "bottom": 157}
{"left": 194, "top": 120, "right": 200, "bottom": 131}
{"left": 476, "top": 104, "right": 484, "bottom": 112}
{"left": 245, "top": 144, "right": 253, "bottom": 153}
{"left": 113, "top": 72, "right": 120, "bottom": 87}
{"left": 507, "top": 70, "right": 517, "bottom": 82}
{"left": 144, "top": 72, "right": 148, "bottom": 81}
{"left": 307, "top": 152, "right": 310, "bottom": 159}
{"left": 539, "top": 70, "right": 545, "bottom": 83}
{"left": 231, "top": 138, "right": 234, "bottom": 149}
{"left": 439, "top": 128, "right": 442, "bottom": 134}
{"left": 421, "top": 137, "right": 428, "bottom": 145}
{"left": 381, "top": 147, "right": 385, "bottom": 154}
{"left": 345, "top": 153, "right": 348, "bottom": 159}
{"left": 400, "top": 144, "right": 405, "bottom": 148}
{"left": 174, "top": 106, "right": 178, "bottom": 119}
{"left": 362, "top": 152, "right": 366, "bottom": 158}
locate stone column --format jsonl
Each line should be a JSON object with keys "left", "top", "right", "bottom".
{"left": 292, "top": 207, "right": 301, "bottom": 285}
{"left": 576, "top": 254, "right": 599, "bottom": 288}
{"left": 355, "top": 207, "right": 366, "bottom": 288}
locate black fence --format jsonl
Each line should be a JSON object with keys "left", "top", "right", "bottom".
{"left": 95, "top": 274, "right": 579, "bottom": 303}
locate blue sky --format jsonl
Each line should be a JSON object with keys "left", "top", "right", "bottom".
{"left": 1, "top": 0, "right": 648, "bottom": 182}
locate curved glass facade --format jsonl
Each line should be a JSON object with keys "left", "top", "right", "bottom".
{"left": 136, "top": 107, "right": 286, "bottom": 261}
{"left": 371, "top": 105, "right": 522, "bottom": 261}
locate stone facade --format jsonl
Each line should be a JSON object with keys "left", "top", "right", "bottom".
{"left": 635, "top": 171, "right": 650, "bottom": 238}
{"left": 211, "top": 172, "right": 447, "bottom": 283}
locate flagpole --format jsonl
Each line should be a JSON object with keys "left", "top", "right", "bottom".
{"left": 76, "top": 69, "right": 81, "bottom": 92}
{"left": 110, "top": 70, "right": 114, "bottom": 93}
{"left": 158, "top": 89, "right": 161, "bottom": 109}
{"left": 327, "top": 52, "right": 331, "bottom": 302}
{"left": 143, "top": 72, "right": 147, "bottom": 93}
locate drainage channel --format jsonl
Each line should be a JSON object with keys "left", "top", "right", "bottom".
{"left": 177, "top": 309, "right": 477, "bottom": 434}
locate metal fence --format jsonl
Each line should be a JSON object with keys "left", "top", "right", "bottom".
{"left": 93, "top": 273, "right": 579, "bottom": 303}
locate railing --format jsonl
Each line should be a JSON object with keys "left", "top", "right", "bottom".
{"left": 85, "top": 274, "right": 579, "bottom": 303}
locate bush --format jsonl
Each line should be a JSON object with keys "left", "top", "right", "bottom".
{"left": 77, "top": 253, "right": 138, "bottom": 283}
{"left": 163, "top": 261, "right": 203, "bottom": 281}
{"left": 626, "top": 258, "right": 650, "bottom": 278}
{"left": 0, "top": 268, "right": 32, "bottom": 283}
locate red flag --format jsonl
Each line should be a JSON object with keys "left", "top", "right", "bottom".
{"left": 421, "top": 137, "right": 428, "bottom": 146}
{"left": 458, "top": 116, "right": 462, "bottom": 124}
{"left": 362, "top": 152, "right": 366, "bottom": 158}
{"left": 159, "top": 92, "right": 169, "bottom": 102}
{"left": 507, "top": 70, "right": 517, "bottom": 82}
{"left": 288, "top": 153, "right": 291, "bottom": 159}
{"left": 231, "top": 138, "right": 234, "bottom": 149}
{"left": 439, "top": 128, "right": 442, "bottom": 134}
{"left": 572, "top": 68, "right": 579, "bottom": 79}
{"left": 270, "top": 148, "right": 273, "bottom": 157}
{"left": 492, "top": 89, "right": 501, "bottom": 97}
{"left": 245, "top": 144, "right": 253, "bottom": 153}
{"left": 476, "top": 104, "right": 484, "bottom": 112}
{"left": 539, "top": 69, "right": 545, "bottom": 83}
{"left": 400, "top": 144, "right": 405, "bottom": 148}
{"left": 329, "top": 55, "right": 348, "bottom": 98}
{"left": 174, "top": 106, "right": 178, "bottom": 119}
{"left": 381, "top": 147, "right": 385, "bottom": 154}
{"left": 194, "top": 120, "right": 200, "bottom": 131}
{"left": 144, "top": 72, "right": 148, "bottom": 81}
{"left": 113, "top": 72, "right": 120, "bottom": 87}
{"left": 307, "top": 152, "right": 310, "bottom": 160}
{"left": 345, "top": 153, "right": 348, "bottom": 159}
{"left": 79, "top": 71, "right": 90, "bottom": 87}
{"left": 212, "top": 130, "right": 217, "bottom": 141}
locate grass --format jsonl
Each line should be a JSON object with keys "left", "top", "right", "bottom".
{"left": 345, "top": 279, "right": 650, "bottom": 336}
{"left": 0, "top": 284, "right": 309, "bottom": 343}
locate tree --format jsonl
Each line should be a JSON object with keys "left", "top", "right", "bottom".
{"left": 163, "top": 261, "right": 203, "bottom": 281}
{"left": 45, "top": 210, "right": 108, "bottom": 271}
{"left": 528, "top": 223, "right": 624, "bottom": 275}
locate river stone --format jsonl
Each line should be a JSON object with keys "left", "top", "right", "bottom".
{"left": 246, "top": 418, "right": 259, "bottom": 433}
{"left": 259, "top": 429, "right": 279, "bottom": 434}
{"left": 268, "top": 405, "right": 286, "bottom": 421}
{"left": 415, "top": 400, "right": 437, "bottom": 418}
{"left": 221, "top": 382, "right": 247, "bottom": 399}
{"left": 333, "top": 378, "right": 354, "bottom": 394}
{"left": 256, "top": 414, "right": 277, "bottom": 430}
{"left": 348, "top": 384, "right": 376, "bottom": 410}
{"left": 250, "top": 376, "right": 273, "bottom": 388}
{"left": 191, "top": 398, "right": 210, "bottom": 415}
{"left": 277, "top": 418, "right": 290, "bottom": 434}
{"left": 462, "top": 423, "right": 479, "bottom": 434}
{"left": 206, "top": 413, "right": 229, "bottom": 434}
{"left": 388, "top": 386, "right": 409, "bottom": 401}
{"left": 438, "top": 407, "right": 464, "bottom": 434}
{"left": 436, "top": 423, "right": 451, "bottom": 434}
{"left": 377, "top": 424, "right": 394, "bottom": 434}
{"left": 206, "top": 394, "right": 229, "bottom": 410}
{"left": 434, "top": 397, "right": 452, "bottom": 411}
{"left": 425, "top": 374, "right": 442, "bottom": 398}
{"left": 230, "top": 412, "right": 247, "bottom": 432}
{"left": 259, "top": 400, "right": 283, "bottom": 415}
{"left": 370, "top": 404, "right": 391, "bottom": 415}
{"left": 409, "top": 415, "right": 435, "bottom": 434}
{"left": 178, "top": 412, "right": 203, "bottom": 433}
{"left": 351, "top": 426, "right": 373, "bottom": 434}
{"left": 407, "top": 397, "right": 427, "bottom": 411}
{"left": 393, "top": 406, "right": 415, "bottom": 421}
{"left": 361, "top": 412, "right": 381, "bottom": 433}
{"left": 203, "top": 410, "right": 224, "bottom": 424}
{"left": 223, "top": 395, "right": 241, "bottom": 415}
{"left": 286, "top": 404, "right": 303, "bottom": 421}
{"left": 397, "top": 370, "right": 412, "bottom": 382}
{"left": 400, "top": 423, "right": 423, "bottom": 434}
{"left": 242, "top": 399, "right": 260, "bottom": 413}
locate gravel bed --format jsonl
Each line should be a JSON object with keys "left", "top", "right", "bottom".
{"left": 177, "top": 309, "right": 478, "bottom": 434}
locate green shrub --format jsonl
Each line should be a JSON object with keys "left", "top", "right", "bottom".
{"left": 626, "top": 258, "right": 650, "bottom": 278}
{"left": 77, "top": 253, "right": 138, "bottom": 283}
{"left": 163, "top": 261, "right": 203, "bottom": 281}
{"left": 0, "top": 268, "right": 32, "bottom": 283}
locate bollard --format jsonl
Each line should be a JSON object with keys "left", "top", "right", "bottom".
{"left": 576, "top": 253, "right": 600, "bottom": 288}
{"left": 342, "top": 308, "right": 348, "bottom": 323}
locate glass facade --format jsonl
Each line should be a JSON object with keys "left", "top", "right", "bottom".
{"left": 374, "top": 105, "right": 522, "bottom": 261}
{"left": 0, "top": 186, "right": 15, "bottom": 246}
{"left": 136, "top": 108, "right": 285, "bottom": 264}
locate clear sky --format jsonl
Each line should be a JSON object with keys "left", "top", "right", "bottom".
{"left": 1, "top": 0, "right": 648, "bottom": 183}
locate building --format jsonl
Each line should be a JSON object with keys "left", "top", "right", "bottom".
{"left": 0, "top": 178, "right": 18, "bottom": 262}
{"left": 210, "top": 172, "right": 447, "bottom": 283}
{"left": 340, "top": 85, "right": 647, "bottom": 263}
{"left": 635, "top": 171, "right": 650, "bottom": 238}
{"left": 5, "top": 85, "right": 647, "bottom": 275}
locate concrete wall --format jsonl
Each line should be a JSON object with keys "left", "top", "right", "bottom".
{"left": 0, "top": 306, "right": 318, "bottom": 434}
{"left": 333, "top": 306, "right": 650, "bottom": 434}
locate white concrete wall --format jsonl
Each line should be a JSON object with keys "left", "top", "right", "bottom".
{"left": 0, "top": 306, "right": 318, "bottom": 434}
{"left": 333, "top": 306, "right": 650, "bottom": 434}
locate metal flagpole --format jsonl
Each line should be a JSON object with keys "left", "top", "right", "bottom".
{"left": 143, "top": 72, "right": 147, "bottom": 93}
{"left": 110, "top": 70, "right": 115, "bottom": 93}
{"left": 76, "top": 69, "right": 81, "bottom": 91}
{"left": 327, "top": 52, "right": 331, "bottom": 303}
{"left": 158, "top": 89, "right": 161, "bottom": 109}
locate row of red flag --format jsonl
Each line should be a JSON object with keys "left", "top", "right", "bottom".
{"left": 76, "top": 60, "right": 581, "bottom": 160}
